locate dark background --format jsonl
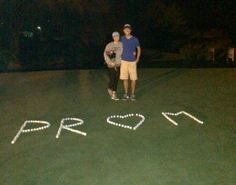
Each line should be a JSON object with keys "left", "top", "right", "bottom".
{"left": 0, "top": 0, "right": 235, "bottom": 71}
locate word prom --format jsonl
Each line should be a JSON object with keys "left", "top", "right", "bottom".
{"left": 10, "top": 111, "right": 203, "bottom": 144}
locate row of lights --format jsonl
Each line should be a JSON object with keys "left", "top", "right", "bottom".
{"left": 11, "top": 120, "right": 50, "bottom": 144}
{"left": 107, "top": 113, "right": 145, "bottom": 130}
{"left": 56, "top": 118, "right": 86, "bottom": 138}
{"left": 162, "top": 111, "right": 204, "bottom": 126}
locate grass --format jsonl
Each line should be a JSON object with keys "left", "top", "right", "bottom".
{"left": 0, "top": 68, "right": 236, "bottom": 185}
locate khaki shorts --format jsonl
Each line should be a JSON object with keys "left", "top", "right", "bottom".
{"left": 120, "top": 60, "right": 138, "bottom": 81}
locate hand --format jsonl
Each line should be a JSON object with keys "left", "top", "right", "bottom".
{"left": 108, "top": 62, "right": 115, "bottom": 68}
{"left": 135, "top": 58, "right": 140, "bottom": 64}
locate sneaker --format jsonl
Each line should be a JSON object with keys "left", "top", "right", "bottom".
{"left": 111, "top": 94, "right": 119, "bottom": 101}
{"left": 130, "top": 94, "right": 136, "bottom": 101}
{"left": 122, "top": 94, "right": 129, "bottom": 101}
{"left": 107, "top": 89, "right": 112, "bottom": 97}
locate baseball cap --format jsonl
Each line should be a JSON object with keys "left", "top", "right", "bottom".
{"left": 123, "top": 24, "right": 132, "bottom": 29}
{"left": 112, "top": 31, "right": 120, "bottom": 37}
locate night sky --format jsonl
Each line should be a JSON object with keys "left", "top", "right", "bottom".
{"left": 1, "top": 0, "right": 235, "bottom": 42}
{"left": 0, "top": 0, "right": 235, "bottom": 69}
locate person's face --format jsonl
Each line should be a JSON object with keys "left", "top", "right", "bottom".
{"left": 123, "top": 28, "right": 132, "bottom": 35}
{"left": 113, "top": 35, "right": 120, "bottom": 42}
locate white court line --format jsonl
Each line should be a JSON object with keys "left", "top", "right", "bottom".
{"left": 11, "top": 120, "right": 50, "bottom": 144}
{"left": 162, "top": 111, "right": 204, "bottom": 126}
{"left": 56, "top": 118, "right": 87, "bottom": 139}
{"left": 107, "top": 113, "right": 145, "bottom": 130}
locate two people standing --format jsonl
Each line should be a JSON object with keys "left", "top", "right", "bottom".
{"left": 104, "top": 24, "right": 141, "bottom": 101}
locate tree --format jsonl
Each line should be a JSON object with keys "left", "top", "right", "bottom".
{"left": 141, "top": 0, "right": 187, "bottom": 50}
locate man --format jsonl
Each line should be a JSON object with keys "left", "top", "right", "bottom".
{"left": 120, "top": 24, "right": 141, "bottom": 101}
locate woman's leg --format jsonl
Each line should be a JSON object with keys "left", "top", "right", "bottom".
{"left": 108, "top": 68, "right": 117, "bottom": 91}
{"left": 108, "top": 68, "right": 114, "bottom": 90}
{"left": 109, "top": 68, "right": 119, "bottom": 100}
{"left": 112, "top": 67, "right": 120, "bottom": 92}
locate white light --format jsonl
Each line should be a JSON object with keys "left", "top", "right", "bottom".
{"left": 11, "top": 120, "right": 50, "bottom": 144}
{"left": 162, "top": 111, "right": 204, "bottom": 126}
{"left": 56, "top": 118, "right": 86, "bottom": 139}
{"left": 37, "top": 26, "right": 41, "bottom": 30}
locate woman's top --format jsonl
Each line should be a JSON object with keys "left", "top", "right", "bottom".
{"left": 104, "top": 41, "right": 123, "bottom": 67}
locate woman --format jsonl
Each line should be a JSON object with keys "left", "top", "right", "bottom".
{"left": 104, "top": 32, "right": 123, "bottom": 101}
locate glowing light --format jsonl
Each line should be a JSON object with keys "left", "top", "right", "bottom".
{"left": 107, "top": 113, "right": 145, "bottom": 130}
{"left": 162, "top": 111, "right": 204, "bottom": 126}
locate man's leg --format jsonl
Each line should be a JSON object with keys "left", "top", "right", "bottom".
{"left": 123, "top": 80, "right": 129, "bottom": 94}
{"left": 131, "top": 80, "right": 136, "bottom": 95}
{"left": 130, "top": 62, "right": 138, "bottom": 100}
{"left": 120, "top": 61, "right": 129, "bottom": 100}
